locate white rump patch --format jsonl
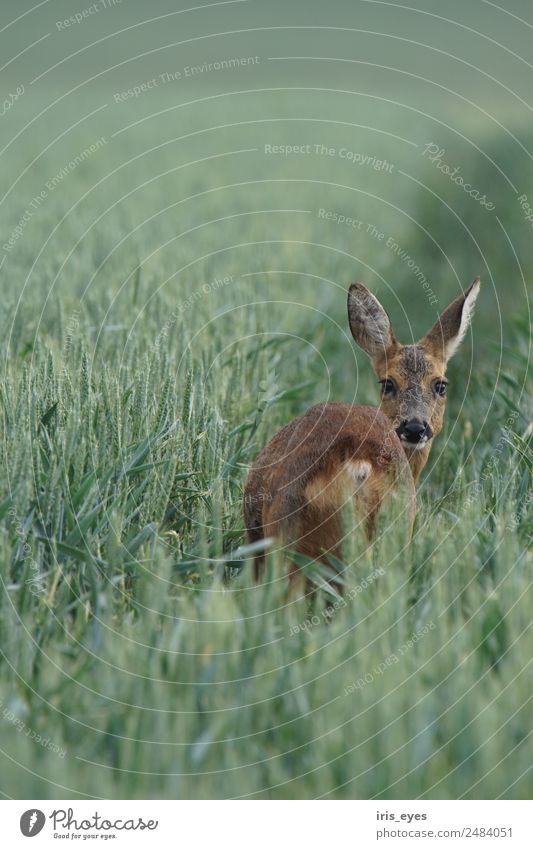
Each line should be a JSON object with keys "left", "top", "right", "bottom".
{"left": 346, "top": 460, "right": 372, "bottom": 488}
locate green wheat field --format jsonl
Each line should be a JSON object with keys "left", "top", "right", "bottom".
{"left": 0, "top": 0, "right": 531, "bottom": 799}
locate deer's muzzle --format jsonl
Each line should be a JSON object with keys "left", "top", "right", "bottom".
{"left": 396, "top": 418, "right": 434, "bottom": 446}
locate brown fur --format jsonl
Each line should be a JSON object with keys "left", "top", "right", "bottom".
{"left": 243, "top": 278, "right": 480, "bottom": 587}
{"left": 244, "top": 404, "right": 415, "bottom": 586}
{"left": 373, "top": 344, "right": 446, "bottom": 482}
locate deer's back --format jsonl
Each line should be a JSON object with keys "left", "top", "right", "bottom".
{"left": 244, "top": 403, "right": 414, "bottom": 554}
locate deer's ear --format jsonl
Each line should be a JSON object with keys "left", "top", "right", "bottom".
{"left": 347, "top": 283, "right": 396, "bottom": 359}
{"left": 421, "top": 278, "right": 480, "bottom": 361}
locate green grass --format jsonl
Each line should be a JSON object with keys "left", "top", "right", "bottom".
{"left": 0, "top": 72, "right": 532, "bottom": 799}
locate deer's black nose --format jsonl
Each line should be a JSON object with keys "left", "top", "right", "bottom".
{"left": 397, "top": 419, "right": 433, "bottom": 444}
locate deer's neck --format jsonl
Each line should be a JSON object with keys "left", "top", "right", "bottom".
{"left": 404, "top": 445, "right": 431, "bottom": 483}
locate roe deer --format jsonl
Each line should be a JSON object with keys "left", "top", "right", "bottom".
{"left": 243, "top": 278, "right": 480, "bottom": 587}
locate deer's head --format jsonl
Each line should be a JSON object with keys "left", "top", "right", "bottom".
{"left": 348, "top": 278, "right": 480, "bottom": 479}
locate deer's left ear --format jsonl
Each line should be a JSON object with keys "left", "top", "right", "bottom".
{"left": 421, "top": 277, "right": 480, "bottom": 361}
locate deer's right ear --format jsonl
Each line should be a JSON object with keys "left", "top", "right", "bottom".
{"left": 421, "top": 277, "right": 480, "bottom": 362}
{"left": 347, "top": 283, "right": 396, "bottom": 359}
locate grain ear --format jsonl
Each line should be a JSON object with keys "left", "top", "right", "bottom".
{"left": 347, "top": 283, "right": 396, "bottom": 360}
{"left": 421, "top": 277, "right": 480, "bottom": 361}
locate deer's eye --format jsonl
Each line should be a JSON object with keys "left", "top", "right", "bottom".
{"left": 434, "top": 380, "right": 448, "bottom": 397}
{"left": 379, "top": 378, "right": 396, "bottom": 397}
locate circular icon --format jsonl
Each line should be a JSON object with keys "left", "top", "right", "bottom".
{"left": 20, "top": 810, "right": 46, "bottom": 837}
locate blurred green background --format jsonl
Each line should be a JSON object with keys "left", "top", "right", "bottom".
{"left": 0, "top": 0, "right": 531, "bottom": 799}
